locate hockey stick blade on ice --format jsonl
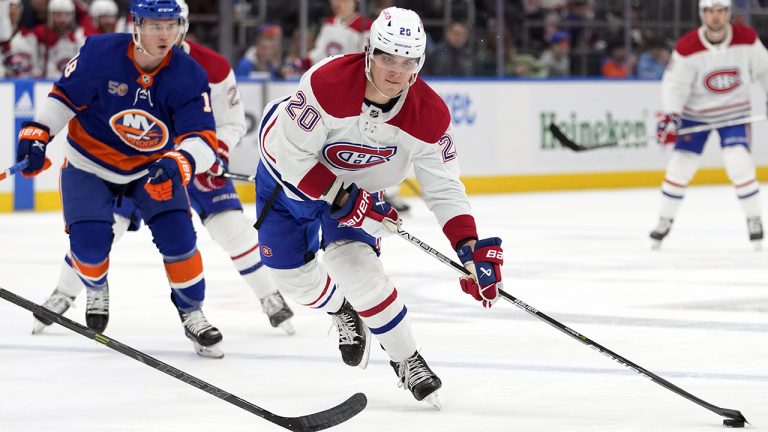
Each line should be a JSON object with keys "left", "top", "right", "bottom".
{"left": 0, "top": 288, "right": 367, "bottom": 432}
{"left": 0, "top": 159, "right": 29, "bottom": 182}
{"left": 387, "top": 225, "right": 748, "bottom": 427}
{"left": 550, "top": 114, "right": 768, "bottom": 152}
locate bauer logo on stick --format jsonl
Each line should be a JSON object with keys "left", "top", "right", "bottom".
{"left": 109, "top": 109, "right": 169, "bottom": 151}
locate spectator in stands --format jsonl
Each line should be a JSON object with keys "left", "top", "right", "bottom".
{"left": 425, "top": 21, "right": 472, "bottom": 77}
{"left": 308, "top": 0, "right": 370, "bottom": 66}
{"left": 635, "top": 38, "right": 669, "bottom": 80}
{"left": 540, "top": 30, "right": 571, "bottom": 77}
{"left": 1, "top": 0, "right": 42, "bottom": 78}
{"left": 35, "top": 0, "right": 84, "bottom": 78}
{"left": 235, "top": 23, "right": 283, "bottom": 79}
{"left": 19, "top": 0, "right": 47, "bottom": 30}
{"left": 506, "top": 41, "right": 548, "bottom": 78}
{"left": 562, "top": 0, "right": 594, "bottom": 47}
{"left": 84, "top": 0, "right": 123, "bottom": 36}
{"left": 600, "top": 39, "right": 633, "bottom": 78}
{"left": 282, "top": 26, "right": 315, "bottom": 78}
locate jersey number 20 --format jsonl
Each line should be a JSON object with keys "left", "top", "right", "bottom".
{"left": 285, "top": 91, "right": 320, "bottom": 132}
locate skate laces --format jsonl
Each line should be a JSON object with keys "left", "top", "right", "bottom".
{"left": 261, "top": 293, "right": 287, "bottom": 317}
{"left": 182, "top": 310, "right": 214, "bottom": 336}
{"left": 44, "top": 290, "right": 75, "bottom": 313}
{"left": 86, "top": 289, "right": 109, "bottom": 313}
{"left": 329, "top": 311, "right": 359, "bottom": 346}
{"left": 395, "top": 352, "right": 432, "bottom": 391}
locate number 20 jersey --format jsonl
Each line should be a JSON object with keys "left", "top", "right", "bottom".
{"left": 49, "top": 33, "right": 217, "bottom": 184}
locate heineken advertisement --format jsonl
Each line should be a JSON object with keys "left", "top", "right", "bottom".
{"left": 540, "top": 111, "right": 649, "bottom": 150}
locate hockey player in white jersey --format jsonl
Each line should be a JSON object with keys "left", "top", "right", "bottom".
{"left": 651, "top": 0, "right": 768, "bottom": 248}
{"left": 32, "top": 0, "right": 294, "bottom": 338}
{"left": 255, "top": 7, "right": 504, "bottom": 408}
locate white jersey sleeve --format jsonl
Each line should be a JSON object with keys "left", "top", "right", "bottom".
{"left": 749, "top": 38, "right": 768, "bottom": 91}
{"left": 661, "top": 50, "right": 696, "bottom": 115}
{"left": 210, "top": 69, "right": 246, "bottom": 148}
{"left": 268, "top": 72, "right": 337, "bottom": 200}
{"left": 0, "top": 0, "right": 11, "bottom": 42}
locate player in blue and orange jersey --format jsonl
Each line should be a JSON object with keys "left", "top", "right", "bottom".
{"left": 31, "top": 0, "right": 295, "bottom": 338}
{"left": 16, "top": 0, "right": 225, "bottom": 358}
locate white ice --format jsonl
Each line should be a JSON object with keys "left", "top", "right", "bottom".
{"left": 1, "top": 185, "right": 766, "bottom": 432}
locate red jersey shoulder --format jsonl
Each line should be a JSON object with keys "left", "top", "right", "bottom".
{"left": 389, "top": 78, "right": 450, "bottom": 144}
{"left": 186, "top": 40, "right": 231, "bottom": 84}
{"left": 675, "top": 28, "right": 706, "bottom": 57}
{"left": 309, "top": 53, "right": 366, "bottom": 118}
{"left": 730, "top": 25, "right": 758, "bottom": 46}
{"left": 348, "top": 14, "right": 372, "bottom": 32}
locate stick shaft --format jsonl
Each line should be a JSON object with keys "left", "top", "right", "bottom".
{"left": 390, "top": 227, "right": 746, "bottom": 422}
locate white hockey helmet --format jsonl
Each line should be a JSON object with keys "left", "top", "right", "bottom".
{"left": 366, "top": 7, "right": 426, "bottom": 84}
{"left": 176, "top": 0, "right": 190, "bottom": 40}
{"left": 89, "top": 0, "right": 118, "bottom": 18}
{"left": 48, "top": 0, "right": 75, "bottom": 14}
{"left": 699, "top": 0, "right": 731, "bottom": 10}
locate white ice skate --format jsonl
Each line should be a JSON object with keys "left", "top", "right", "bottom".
{"left": 180, "top": 309, "right": 224, "bottom": 359}
{"left": 747, "top": 217, "right": 763, "bottom": 251}
{"left": 32, "top": 288, "right": 75, "bottom": 334}
{"left": 260, "top": 292, "right": 296, "bottom": 335}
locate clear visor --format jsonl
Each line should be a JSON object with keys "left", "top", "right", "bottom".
{"left": 371, "top": 52, "right": 420, "bottom": 74}
{"left": 139, "top": 20, "right": 181, "bottom": 36}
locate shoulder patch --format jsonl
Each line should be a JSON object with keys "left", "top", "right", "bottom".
{"left": 730, "top": 25, "right": 758, "bottom": 46}
{"left": 310, "top": 53, "right": 367, "bottom": 118}
{"left": 388, "top": 78, "right": 450, "bottom": 144}
{"left": 186, "top": 40, "right": 231, "bottom": 84}
{"left": 675, "top": 29, "right": 706, "bottom": 57}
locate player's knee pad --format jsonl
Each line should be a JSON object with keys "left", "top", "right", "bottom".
{"left": 203, "top": 210, "right": 258, "bottom": 256}
{"left": 148, "top": 210, "right": 197, "bottom": 256}
{"left": 270, "top": 259, "right": 343, "bottom": 312}
{"left": 665, "top": 150, "right": 701, "bottom": 185}
{"left": 723, "top": 145, "right": 757, "bottom": 185}
{"left": 69, "top": 221, "right": 113, "bottom": 264}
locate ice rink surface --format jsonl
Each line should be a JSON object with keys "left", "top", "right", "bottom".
{"left": 1, "top": 185, "right": 766, "bottom": 432}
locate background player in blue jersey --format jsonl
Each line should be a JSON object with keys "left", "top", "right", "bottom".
{"left": 31, "top": 0, "right": 295, "bottom": 338}
{"left": 16, "top": 0, "right": 225, "bottom": 358}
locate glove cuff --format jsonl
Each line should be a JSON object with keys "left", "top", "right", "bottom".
{"left": 19, "top": 121, "right": 51, "bottom": 144}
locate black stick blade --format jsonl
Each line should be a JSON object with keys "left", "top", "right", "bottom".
{"left": 548, "top": 123, "right": 619, "bottom": 152}
{"left": 275, "top": 393, "right": 368, "bottom": 432}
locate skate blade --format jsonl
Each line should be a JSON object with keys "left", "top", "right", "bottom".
{"left": 278, "top": 320, "right": 296, "bottom": 335}
{"left": 753, "top": 241, "right": 762, "bottom": 251}
{"left": 651, "top": 240, "right": 662, "bottom": 250}
{"left": 423, "top": 392, "right": 441, "bottom": 410}
{"left": 193, "top": 341, "right": 224, "bottom": 359}
{"left": 358, "top": 326, "right": 372, "bottom": 370}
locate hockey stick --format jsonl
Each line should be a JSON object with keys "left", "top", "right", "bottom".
{"left": 0, "top": 159, "right": 29, "bottom": 182}
{"left": 550, "top": 114, "right": 768, "bottom": 152}
{"left": 0, "top": 288, "right": 367, "bottom": 432}
{"left": 388, "top": 226, "right": 748, "bottom": 427}
{"left": 221, "top": 171, "right": 256, "bottom": 182}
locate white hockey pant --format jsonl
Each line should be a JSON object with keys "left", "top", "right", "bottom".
{"left": 658, "top": 150, "right": 701, "bottom": 219}
{"left": 204, "top": 210, "right": 277, "bottom": 299}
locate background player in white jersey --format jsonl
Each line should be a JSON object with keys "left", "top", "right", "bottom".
{"left": 32, "top": 0, "right": 295, "bottom": 337}
{"left": 651, "top": 0, "right": 768, "bottom": 249}
{"left": 255, "top": 7, "right": 504, "bottom": 408}
{"left": 17, "top": 0, "right": 225, "bottom": 358}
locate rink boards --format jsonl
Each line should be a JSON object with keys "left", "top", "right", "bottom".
{"left": 2, "top": 78, "right": 768, "bottom": 212}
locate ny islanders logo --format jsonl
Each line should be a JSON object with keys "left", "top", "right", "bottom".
{"left": 704, "top": 69, "right": 741, "bottom": 94}
{"left": 109, "top": 109, "right": 169, "bottom": 151}
{"left": 323, "top": 142, "right": 397, "bottom": 171}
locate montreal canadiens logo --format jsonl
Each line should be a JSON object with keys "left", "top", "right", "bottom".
{"left": 109, "top": 109, "right": 169, "bottom": 151}
{"left": 323, "top": 142, "right": 397, "bottom": 171}
{"left": 704, "top": 69, "right": 741, "bottom": 94}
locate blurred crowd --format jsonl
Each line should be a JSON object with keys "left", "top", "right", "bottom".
{"left": 4, "top": 0, "right": 761, "bottom": 80}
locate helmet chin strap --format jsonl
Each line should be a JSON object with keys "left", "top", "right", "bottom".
{"left": 364, "top": 51, "right": 416, "bottom": 99}
{"left": 132, "top": 22, "right": 177, "bottom": 60}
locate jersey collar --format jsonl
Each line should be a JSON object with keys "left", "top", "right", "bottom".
{"left": 127, "top": 41, "right": 174, "bottom": 90}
